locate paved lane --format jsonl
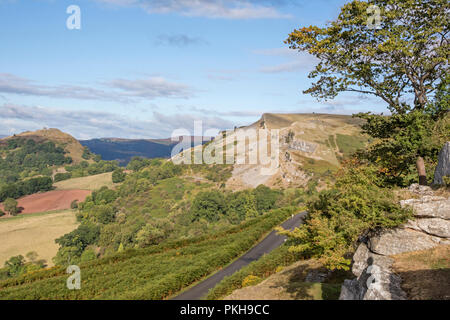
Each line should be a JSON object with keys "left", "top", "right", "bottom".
{"left": 173, "top": 211, "right": 307, "bottom": 300}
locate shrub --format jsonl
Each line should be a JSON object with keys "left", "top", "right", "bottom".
{"left": 54, "top": 172, "right": 72, "bottom": 182}
{"left": 3, "top": 198, "right": 19, "bottom": 216}
{"left": 70, "top": 200, "right": 78, "bottom": 209}
{"left": 190, "top": 190, "right": 226, "bottom": 222}
{"left": 280, "top": 164, "right": 412, "bottom": 270}
{"left": 112, "top": 169, "right": 126, "bottom": 183}
{"left": 241, "top": 275, "right": 261, "bottom": 287}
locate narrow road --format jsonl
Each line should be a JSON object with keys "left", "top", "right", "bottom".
{"left": 173, "top": 211, "right": 308, "bottom": 300}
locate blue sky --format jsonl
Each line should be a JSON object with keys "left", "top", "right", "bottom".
{"left": 0, "top": 0, "right": 387, "bottom": 139}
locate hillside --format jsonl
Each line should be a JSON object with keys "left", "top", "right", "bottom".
{"left": 1, "top": 128, "right": 88, "bottom": 164}
{"left": 173, "top": 113, "right": 368, "bottom": 190}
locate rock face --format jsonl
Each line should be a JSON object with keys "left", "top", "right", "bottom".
{"left": 433, "top": 142, "right": 450, "bottom": 185}
{"left": 340, "top": 187, "right": 450, "bottom": 300}
{"left": 368, "top": 228, "right": 439, "bottom": 256}
{"left": 339, "top": 243, "right": 407, "bottom": 300}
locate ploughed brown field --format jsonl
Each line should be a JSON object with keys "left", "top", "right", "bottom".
{"left": 0, "top": 190, "right": 91, "bottom": 215}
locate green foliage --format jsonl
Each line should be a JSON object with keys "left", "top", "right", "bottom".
{"left": 70, "top": 200, "right": 78, "bottom": 209}
{"left": 281, "top": 165, "right": 412, "bottom": 270}
{"left": 135, "top": 223, "right": 167, "bottom": 248}
{"left": 4, "top": 255, "right": 25, "bottom": 277}
{"left": 187, "top": 164, "right": 233, "bottom": 183}
{"left": 190, "top": 190, "right": 226, "bottom": 223}
{"left": 80, "top": 249, "right": 97, "bottom": 263}
{"left": 356, "top": 106, "right": 449, "bottom": 186}
{"left": 287, "top": 0, "right": 449, "bottom": 184}
{"left": 189, "top": 186, "right": 281, "bottom": 225}
{"left": 286, "top": 0, "right": 448, "bottom": 113}
{"left": 53, "top": 172, "right": 72, "bottom": 182}
{"left": 112, "top": 168, "right": 126, "bottom": 183}
{"left": 3, "top": 198, "right": 19, "bottom": 215}
{"left": 126, "top": 157, "right": 162, "bottom": 171}
{"left": 81, "top": 146, "right": 94, "bottom": 160}
{"left": 335, "top": 134, "right": 366, "bottom": 157}
{"left": 253, "top": 185, "right": 281, "bottom": 214}
{"left": 206, "top": 245, "right": 301, "bottom": 300}
{"left": 226, "top": 190, "right": 258, "bottom": 224}
{"left": 52, "top": 246, "right": 81, "bottom": 266}
{"left": 1, "top": 252, "right": 46, "bottom": 280}
{"left": 0, "top": 176, "right": 53, "bottom": 202}
{"left": 0, "top": 207, "right": 296, "bottom": 299}
{"left": 65, "top": 160, "right": 119, "bottom": 178}
{"left": 55, "top": 223, "right": 100, "bottom": 260}
{"left": 0, "top": 138, "right": 72, "bottom": 184}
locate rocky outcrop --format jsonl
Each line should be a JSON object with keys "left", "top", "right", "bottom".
{"left": 368, "top": 228, "right": 441, "bottom": 256}
{"left": 340, "top": 186, "right": 450, "bottom": 300}
{"left": 339, "top": 243, "right": 407, "bottom": 300}
{"left": 433, "top": 142, "right": 450, "bottom": 185}
{"left": 400, "top": 196, "right": 450, "bottom": 220}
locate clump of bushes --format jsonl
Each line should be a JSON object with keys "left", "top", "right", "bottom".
{"left": 280, "top": 164, "right": 412, "bottom": 270}
{"left": 112, "top": 168, "right": 126, "bottom": 183}
{"left": 0, "top": 252, "right": 46, "bottom": 280}
{"left": 54, "top": 172, "right": 72, "bottom": 182}
{"left": 189, "top": 185, "right": 281, "bottom": 224}
{"left": 3, "top": 198, "right": 19, "bottom": 216}
{"left": 241, "top": 275, "right": 261, "bottom": 287}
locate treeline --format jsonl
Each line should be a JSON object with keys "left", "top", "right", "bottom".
{"left": 0, "top": 177, "right": 53, "bottom": 202}
{"left": 53, "top": 160, "right": 120, "bottom": 183}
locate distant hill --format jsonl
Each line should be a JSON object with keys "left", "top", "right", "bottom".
{"left": 0, "top": 128, "right": 88, "bottom": 164}
{"left": 173, "top": 113, "right": 369, "bottom": 190}
{"left": 80, "top": 136, "right": 213, "bottom": 166}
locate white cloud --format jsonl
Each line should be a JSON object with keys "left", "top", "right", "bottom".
{"left": 0, "top": 103, "right": 234, "bottom": 139}
{"left": 95, "top": 0, "right": 291, "bottom": 19}
{"left": 155, "top": 34, "right": 209, "bottom": 47}
{"left": 254, "top": 47, "right": 319, "bottom": 73}
{"left": 0, "top": 73, "right": 194, "bottom": 102}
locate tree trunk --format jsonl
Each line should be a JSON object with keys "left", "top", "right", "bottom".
{"left": 416, "top": 156, "right": 427, "bottom": 185}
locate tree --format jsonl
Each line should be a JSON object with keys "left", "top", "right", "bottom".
{"left": 3, "top": 198, "right": 19, "bottom": 216}
{"left": 70, "top": 199, "right": 78, "bottom": 209}
{"left": 226, "top": 190, "right": 258, "bottom": 224}
{"left": 286, "top": 0, "right": 449, "bottom": 184}
{"left": 279, "top": 164, "right": 412, "bottom": 270}
{"left": 112, "top": 168, "right": 126, "bottom": 183}
{"left": 4, "top": 255, "right": 25, "bottom": 277}
{"left": 190, "top": 191, "right": 226, "bottom": 222}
